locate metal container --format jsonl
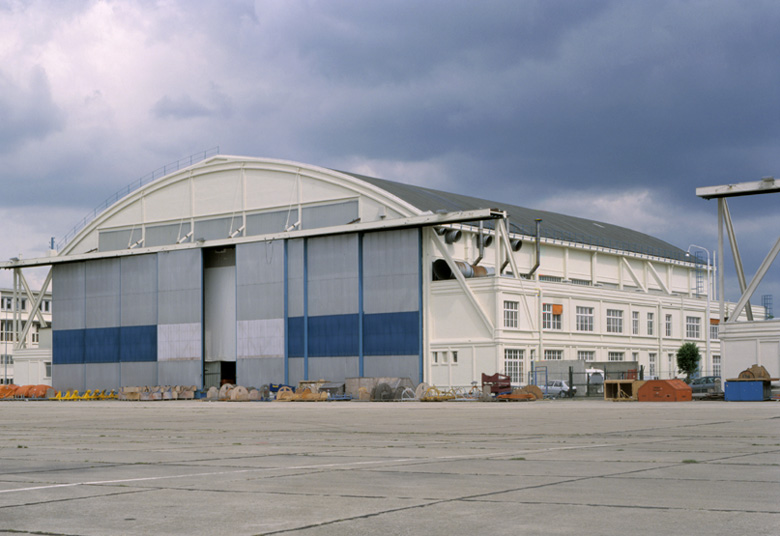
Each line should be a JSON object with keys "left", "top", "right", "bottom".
{"left": 724, "top": 380, "right": 771, "bottom": 401}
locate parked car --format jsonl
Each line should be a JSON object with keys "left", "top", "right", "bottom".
{"left": 688, "top": 376, "right": 722, "bottom": 394}
{"left": 544, "top": 379, "right": 577, "bottom": 398}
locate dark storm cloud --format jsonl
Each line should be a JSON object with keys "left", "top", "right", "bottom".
{"left": 235, "top": 0, "right": 780, "bottom": 205}
{"left": 269, "top": 0, "right": 612, "bottom": 85}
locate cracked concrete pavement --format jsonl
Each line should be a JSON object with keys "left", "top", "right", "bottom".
{"left": 1, "top": 400, "right": 778, "bottom": 535}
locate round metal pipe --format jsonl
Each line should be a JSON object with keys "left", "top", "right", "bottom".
{"left": 477, "top": 234, "right": 493, "bottom": 248}
{"left": 444, "top": 229, "right": 462, "bottom": 244}
{"left": 433, "top": 259, "right": 494, "bottom": 280}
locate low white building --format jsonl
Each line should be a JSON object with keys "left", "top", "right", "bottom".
{"left": 1, "top": 288, "right": 53, "bottom": 385}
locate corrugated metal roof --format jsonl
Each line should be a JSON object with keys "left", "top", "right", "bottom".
{"left": 339, "top": 171, "right": 687, "bottom": 262}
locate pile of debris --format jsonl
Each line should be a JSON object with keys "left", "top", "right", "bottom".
{"left": 204, "top": 383, "right": 266, "bottom": 401}
{"left": 119, "top": 385, "right": 198, "bottom": 401}
{"left": 0, "top": 384, "right": 55, "bottom": 400}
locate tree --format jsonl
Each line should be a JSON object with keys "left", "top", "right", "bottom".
{"left": 676, "top": 342, "right": 701, "bottom": 381}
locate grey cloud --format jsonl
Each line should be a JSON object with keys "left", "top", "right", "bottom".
{"left": 252, "top": 1, "right": 780, "bottom": 205}
{"left": 268, "top": 1, "right": 611, "bottom": 85}
{"left": 152, "top": 94, "right": 214, "bottom": 119}
{"left": 0, "top": 67, "right": 64, "bottom": 153}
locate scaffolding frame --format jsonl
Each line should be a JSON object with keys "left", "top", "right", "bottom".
{"left": 697, "top": 177, "right": 780, "bottom": 324}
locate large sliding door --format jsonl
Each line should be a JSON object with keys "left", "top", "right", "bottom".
{"left": 203, "top": 247, "right": 236, "bottom": 388}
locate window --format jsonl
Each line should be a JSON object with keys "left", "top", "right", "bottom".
{"left": 649, "top": 353, "right": 657, "bottom": 376}
{"left": 668, "top": 353, "right": 675, "bottom": 377}
{"left": 42, "top": 300, "right": 51, "bottom": 313}
{"left": 686, "top": 316, "right": 701, "bottom": 339}
{"left": 530, "top": 349, "right": 536, "bottom": 361}
{"left": 1, "top": 297, "right": 25, "bottom": 311}
{"left": 632, "top": 311, "right": 639, "bottom": 335}
{"left": 713, "top": 355, "right": 721, "bottom": 377}
{"left": 632, "top": 352, "right": 639, "bottom": 362}
{"left": 542, "top": 304, "right": 562, "bottom": 330}
{"left": 544, "top": 349, "right": 563, "bottom": 360}
{"left": 570, "top": 278, "right": 591, "bottom": 286}
{"left": 608, "top": 351, "right": 624, "bottom": 361}
{"left": 665, "top": 314, "right": 672, "bottom": 337}
{"left": 576, "top": 306, "right": 594, "bottom": 331}
{"left": 45, "top": 361, "right": 52, "bottom": 378}
{"left": 577, "top": 350, "right": 595, "bottom": 361}
{"left": 504, "top": 301, "right": 518, "bottom": 328}
{"left": 539, "top": 275, "right": 562, "bottom": 282}
{"left": 647, "top": 313, "right": 654, "bottom": 336}
{"left": 606, "top": 309, "right": 623, "bottom": 333}
{"left": 1, "top": 355, "right": 12, "bottom": 365}
{"left": 0, "top": 321, "right": 11, "bottom": 342}
{"left": 710, "top": 323, "right": 719, "bottom": 340}
{"left": 433, "top": 351, "right": 456, "bottom": 365}
{"left": 504, "top": 349, "right": 524, "bottom": 383}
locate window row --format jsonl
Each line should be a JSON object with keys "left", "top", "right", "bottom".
{"left": 0, "top": 297, "right": 52, "bottom": 312}
{"left": 503, "top": 301, "right": 712, "bottom": 339}
{"left": 504, "top": 347, "right": 713, "bottom": 365}
{"left": 432, "top": 350, "right": 459, "bottom": 365}
{"left": 0, "top": 321, "right": 41, "bottom": 343}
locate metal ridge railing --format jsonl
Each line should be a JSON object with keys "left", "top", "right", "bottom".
{"left": 56, "top": 147, "right": 219, "bottom": 251}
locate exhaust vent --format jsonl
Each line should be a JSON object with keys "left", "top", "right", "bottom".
{"left": 433, "top": 259, "right": 495, "bottom": 280}
{"left": 444, "top": 229, "right": 462, "bottom": 244}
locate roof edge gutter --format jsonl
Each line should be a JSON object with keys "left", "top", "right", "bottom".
{"left": 1, "top": 208, "right": 506, "bottom": 269}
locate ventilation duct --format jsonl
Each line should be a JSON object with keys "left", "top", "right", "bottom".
{"left": 444, "top": 229, "right": 462, "bottom": 244}
{"left": 524, "top": 219, "right": 542, "bottom": 278}
{"left": 476, "top": 234, "right": 493, "bottom": 248}
{"left": 510, "top": 239, "right": 522, "bottom": 252}
{"left": 433, "top": 259, "right": 495, "bottom": 280}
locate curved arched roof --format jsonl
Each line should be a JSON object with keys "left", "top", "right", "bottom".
{"left": 59, "top": 155, "right": 686, "bottom": 262}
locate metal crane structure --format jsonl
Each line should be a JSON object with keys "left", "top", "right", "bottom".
{"left": 696, "top": 177, "right": 780, "bottom": 380}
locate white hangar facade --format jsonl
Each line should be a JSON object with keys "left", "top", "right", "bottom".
{"left": 3, "top": 156, "right": 733, "bottom": 392}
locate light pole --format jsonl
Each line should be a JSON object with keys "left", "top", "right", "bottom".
{"left": 687, "top": 244, "right": 711, "bottom": 375}
{"left": 2, "top": 313, "right": 7, "bottom": 385}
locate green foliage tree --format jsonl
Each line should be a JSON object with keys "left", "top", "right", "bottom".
{"left": 676, "top": 342, "right": 701, "bottom": 381}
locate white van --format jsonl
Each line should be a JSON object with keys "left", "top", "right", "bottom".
{"left": 586, "top": 368, "right": 605, "bottom": 394}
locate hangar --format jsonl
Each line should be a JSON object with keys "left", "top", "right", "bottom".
{"left": 2, "top": 155, "right": 747, "bottom": 392}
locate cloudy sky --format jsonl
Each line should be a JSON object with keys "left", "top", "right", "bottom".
{"left": 1, "top": 0, "right": 778, "bottom": 306}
